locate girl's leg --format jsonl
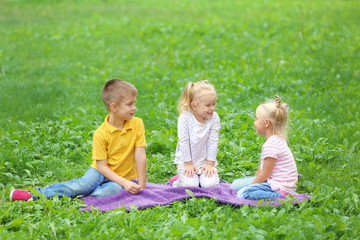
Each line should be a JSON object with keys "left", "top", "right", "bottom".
{"left": 33, "top": 168, "right": 105, "bottom": 200}
{"left": 199, "top": 170, "right": 220, "bottom": 188}
{"left": 88, "top": 181, "right": 124, "bottom": 198}
{"left": 237, "top": 182, "right": 281, "bottom": 200}
{"left": 178, "top": 171, "right": 200, "bottom": 187}
{"left": 231, "top": 177, "right": 256, "bottom": 191}
{"left": 176, "top": 166, "right": 200, "bottom": 187}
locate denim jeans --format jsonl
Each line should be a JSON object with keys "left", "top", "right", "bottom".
{"left": 231, "top": 177, "right": 281, "bottom": 200}
{"left": 32, "top": 167, "right": 124, "bottom": 200}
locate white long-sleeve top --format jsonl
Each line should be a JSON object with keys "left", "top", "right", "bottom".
{"left": 174, "top": 110, "right": 221, "bottom": 169}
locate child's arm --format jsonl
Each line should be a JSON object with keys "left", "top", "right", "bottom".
{"left": 97, "top": 160, "right": 142, "bottom": 194}
{"left": 203, "top": 113, "right": 221, "bottom": 178}
{"left": 135, "top": 146, "right": 147, "bottom": 190}
{"left": 177, "top": 114, "right": 197, "bottom": 177}
{"left": 251, "top": 157, "right": 276, "bottom": 185}
{"left": 206, "top": 113, "right": 220, "bottom": 162}
{"left": 254, "top": 168, "right": 261, "bottom": 177}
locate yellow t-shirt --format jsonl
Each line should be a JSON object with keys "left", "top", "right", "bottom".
{"left": 90, "top": 115, "right": 146, "bottom": 180}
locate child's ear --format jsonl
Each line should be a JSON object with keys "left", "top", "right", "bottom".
{"left": 190, "top": 101, "right": 197, "bottom": 110}
{"left": 265, "top": 120, "right": 271, "bottom": 127}
{"left": 110, "top": 102, "right": 117, "bottom": 112}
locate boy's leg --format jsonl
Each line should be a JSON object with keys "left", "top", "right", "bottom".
{"left": 33, "top": 168, "right": 105, "bottom": 200}
{"left": 199, "top": 170, "right": 220, "bottom": 188}
{"left": 88, "top": 181, "right": 124, "bottom": 198}
{"left": 237, "top": 182, "right": 281, "bottom": 200}
{"left": 231, "top": 177, "right": 256, "bottom": 191}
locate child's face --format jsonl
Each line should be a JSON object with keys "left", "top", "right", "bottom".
{"left": 254, "top": 114, "right": 267, "bottom": 135}
{"left": 191, "top": 93, "right": 216, "bottom": 123}
{"left": 115, "top": 94, "right": 137, "bottom": 121}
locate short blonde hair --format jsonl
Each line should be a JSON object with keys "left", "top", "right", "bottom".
{"left": 256, "top": 95, "right": 289, "bottom": 139}
{"left": 101, "top": 79, "right": 137, "bottom": 111}
{"left": 178, "top": 80, "right": 216, "bottom": 114}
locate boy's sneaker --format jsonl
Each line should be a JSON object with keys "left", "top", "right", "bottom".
{"left": 10, "top": 189, "right": 32, "bottom": 201}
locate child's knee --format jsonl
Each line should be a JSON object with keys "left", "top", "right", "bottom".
{"left": 230, "top": 181, "right": 239, "bottom": 190}
{"left": 200, "top": 177, "right": 219, "bottom": 188}
{"left": 179, "top": 176, "right": 199, "bottom": 187}
{"left": 199, "top": 173, "right": 219, "bottom": 188}
{"left": 231, "top": 177, "right": 255, "bottom": 191}
{"left": 90, "top": 183, "right": 123, "bottom": 198}
{"left": 231, "top": 179, "right": 246, "bottom": 191}
{"left": 180, "top": 181, "right": 199, "bottom": 187}
{"left": 69, "top": 185, "right": 87, "bottom": 196}
{"left": 200, "top": 180, "right": 219, "bottom": 189}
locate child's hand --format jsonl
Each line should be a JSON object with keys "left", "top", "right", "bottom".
{"left": 124, "top": 180, "right": 142, "bottom": 194}
{"left": 184, "top": 164, "right": 197, "bottom": 178}
{"left": 201, "top": 164, "right": 216, "bottom": 178}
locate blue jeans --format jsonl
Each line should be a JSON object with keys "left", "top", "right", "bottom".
{"left": 231, "top": 177, "right": 281, "bottom": 200}
{"left": 32, "top": 167, "right": 124, "bottom": 200}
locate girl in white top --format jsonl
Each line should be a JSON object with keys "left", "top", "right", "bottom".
{"left": 172, "top": 80, "right": 221, "bottom": 188}
{"left": 231, "top": 96, "right": 298, "bottom": 199}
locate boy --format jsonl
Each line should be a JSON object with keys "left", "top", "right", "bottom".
{"left": 10, "top": 79, "right": 147, "bottom": 201}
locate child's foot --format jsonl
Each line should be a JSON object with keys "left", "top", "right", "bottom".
{"left": 170, "top": 175, "right": 178, "bottom": 183}
{"left": 172, "top": 180, "right": 180, "bottom": 187}
{"left": 10, "top": 189, "right": 32, "bottom": 201}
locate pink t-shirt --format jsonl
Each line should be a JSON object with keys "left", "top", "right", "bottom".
{"left": 260, "top": 135, "right": 298, "bottom": 195}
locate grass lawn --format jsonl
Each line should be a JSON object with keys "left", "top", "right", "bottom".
{"left": 1, "top": 0, "right": 359, "bottom": 239}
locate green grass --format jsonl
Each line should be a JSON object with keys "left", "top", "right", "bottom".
{"left": 1, "top": 0, "right": 360, "bottom": 239}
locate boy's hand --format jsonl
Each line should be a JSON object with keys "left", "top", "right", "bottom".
{"left": 201, "top": 164, "right": 216, "bottom": 178}
{"left": 124, "top": 180, "right": 142, "bottom": 194}
{"left": 184, "top": 164, "right": 197, "bottom": 178}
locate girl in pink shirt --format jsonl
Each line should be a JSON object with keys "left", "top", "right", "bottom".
{"left": 231, "top": 96, "right": 298, "bottom": 199}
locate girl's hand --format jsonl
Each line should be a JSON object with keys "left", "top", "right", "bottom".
{"left": 184, "top": 164, "right": 197, "bottom": 178}
{"left": 124, "top": 180, "right": 142, "bottom": 194}
{"left": 201, "top": 164, "right": 216, "bottom": 178}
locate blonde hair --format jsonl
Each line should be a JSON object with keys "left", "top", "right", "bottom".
{"left": 102, "top": 79, "right": 137, "bottom": 111}
{"left": 256, "top": 95, "right": 289, "bottom": 139}
{"left": 178, "top": 80, "right": 216, "bottom": 114}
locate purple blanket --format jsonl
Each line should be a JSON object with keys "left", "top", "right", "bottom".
{"left": 81, "top": 180, "right": 311, "bottom": 212}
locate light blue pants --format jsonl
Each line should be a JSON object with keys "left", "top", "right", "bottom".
{"left": 231, "top": 177, "right": 281, "bottom": 200}
{"left": 32, "top": 167, "right": 124, "bottom": 200}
